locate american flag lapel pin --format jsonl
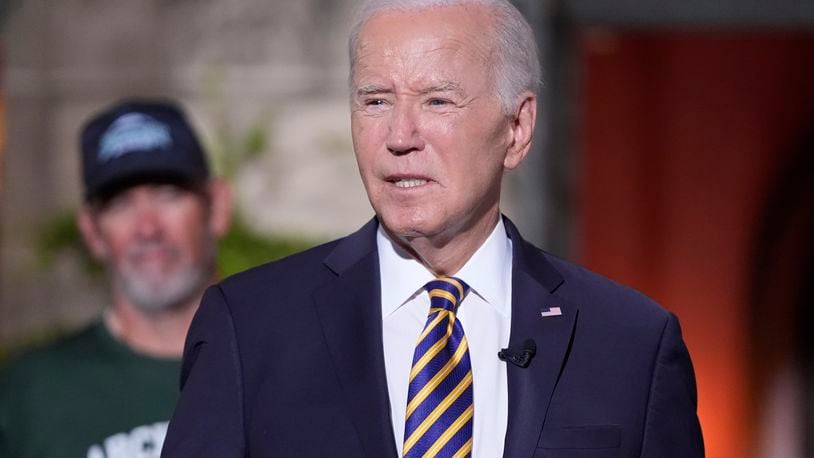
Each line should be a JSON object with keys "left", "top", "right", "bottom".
{"left": 541, "top": 306, "right": 562, "bottom": 317}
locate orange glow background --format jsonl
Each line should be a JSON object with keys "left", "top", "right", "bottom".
{"left": 576, "top": 31, "right": 814, "bottom": 457}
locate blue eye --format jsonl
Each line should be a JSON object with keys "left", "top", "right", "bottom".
{"left": 366, "top": 99, "right": 385, "bottom": 106}
{"left": 428, "top": 99, "right": 450, "bottom": 106}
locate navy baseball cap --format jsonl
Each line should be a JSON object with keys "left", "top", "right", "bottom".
{"left": 80, "top": 99, "right": 210, "bottom": 201}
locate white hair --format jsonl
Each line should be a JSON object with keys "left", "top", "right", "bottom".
{"left": 348, "top": 0, "right": 541, "bottom": 114}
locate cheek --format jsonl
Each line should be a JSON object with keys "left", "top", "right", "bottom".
{"left": 181, "top": 212, "right": 210, "bottom": 245}
{"left": 166, "top": 226, "right": 208, "bottom": 267}
{"left": 454, "top": 122, "right": 510, "bottom": 194}
{"left": 164, "top": 205, "right": 210, "bottom": 255}
{"left": 352, "top": 122, "right": 385, "bottom": 176}
{"left": 470, "top": 117, "right": 511, "bottom": 170}
{"left": 353, "top": 149, "right": 377, "bottom": 190}
{"left": 94, "top": 221, "right": 132, "bottom": 262}
{"left": 427, "top": 116, "right": 496, "bottom": 168}
{"left": 98, "top": 236, "right": 130, "bottom": 267}
{"left": 351, "top": 114, "right": 383, "bottom": 145}
{"left": 182, "top": 232, "right": 209, "bottom": 263}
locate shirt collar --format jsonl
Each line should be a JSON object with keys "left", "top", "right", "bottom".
{"left": 377, "top": 227, "right": 435, "bottom": 318}
{"left": 377, "top": 218, "right": 512, "bottom": 318}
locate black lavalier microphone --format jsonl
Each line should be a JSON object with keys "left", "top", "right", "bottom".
{"left": 498, "top": 339, "right": 536, "bottom": 368}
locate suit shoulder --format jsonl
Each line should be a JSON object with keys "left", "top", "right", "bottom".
{"left": 541, "top": 251, "right": 671, "bottom": 324}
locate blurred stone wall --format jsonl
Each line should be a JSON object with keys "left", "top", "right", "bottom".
{"left": 0, "top": 0, "right": 547, "bottom": 345}
{"left": 0, "top": 0, "right": 368, "bottom": 344}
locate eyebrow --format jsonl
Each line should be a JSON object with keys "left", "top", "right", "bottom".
{"left": 355, "top": 81, "right": 465, "bottom": 98}
{"left": 420, "top": 81, "right": 464, "bottom": 95}
{"left": 356, "top": 85, "right": 391, "bottom": 97}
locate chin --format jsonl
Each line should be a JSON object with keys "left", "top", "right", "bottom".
{"left": 378, "top": 210, "right": 441, "bottom": 242}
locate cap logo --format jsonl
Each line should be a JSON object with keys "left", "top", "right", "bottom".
{"left": 98, "top": 113, "right": 173, "bottom": 163}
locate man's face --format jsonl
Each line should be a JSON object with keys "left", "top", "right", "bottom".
{"left": 80, "top": 183, "right": 218, "bottom": 312}
{"left": 351, "top": 6, "right": 530, "bottom": 249}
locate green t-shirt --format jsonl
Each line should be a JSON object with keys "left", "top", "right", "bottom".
{"left": 0, "top": 320, "right": 182, "bottom": 458}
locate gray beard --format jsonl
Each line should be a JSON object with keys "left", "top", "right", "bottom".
{"left": 114, "top": 261, "right": 211, "bottom": 313}
{"left": 110, "top": 236, "right": 215, "bottom": 313}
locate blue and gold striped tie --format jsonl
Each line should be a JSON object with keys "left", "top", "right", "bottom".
{"left": 403, "top": 277, "right": 473, "bottom": 458}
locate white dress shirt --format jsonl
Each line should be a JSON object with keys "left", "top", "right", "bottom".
{"left": 378, "top": 219, "right": 513, "bottom": 457}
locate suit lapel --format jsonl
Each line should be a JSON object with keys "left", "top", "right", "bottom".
{"left": 503, "top": 218, "right": 579, "bottom": 458}
{"left": 312, "top": 219, "right": 398, "bottom": 457}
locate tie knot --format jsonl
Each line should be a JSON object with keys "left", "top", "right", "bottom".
{"left": 424, "top": 276, "right": 470, "bottom": 312}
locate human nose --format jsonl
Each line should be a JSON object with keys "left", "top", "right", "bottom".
{"left": 385, "top": 103, "right": 425, "bottom": 155}
{"left": 132, "top": 200, "right": 164, "bottom": 240}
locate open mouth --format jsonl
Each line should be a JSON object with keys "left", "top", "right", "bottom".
{"left": 386, "top": 174, "right": 432, "bottom": 189}
{"left": 393, "top": 178, "right": 428, "bottom": 188}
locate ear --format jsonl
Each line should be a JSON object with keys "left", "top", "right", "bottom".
{"left": 76, "top": 207, "right": 109, "bottom": 260}
{"left": 206, "top": 178, "right": 233, "bottom": 238}
{"left": 503, "top": 92, "right": 537, "bottom": 171}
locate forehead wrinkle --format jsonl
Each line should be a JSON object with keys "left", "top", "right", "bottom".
{"left": 352, "top": 10, "right": 499, "bottom": 96}
{"left": 399, "top": 44, "right": 487, "bottom": 94}
{"left": 420, "top": 81, "right": 463, "bottom": 94}
{"left": 407, "top": 36, "right": 492, "bottom": 67}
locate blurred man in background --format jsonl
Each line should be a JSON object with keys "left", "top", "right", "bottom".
{"left": 0, "top": 99, "right": 232, "bottom": 458}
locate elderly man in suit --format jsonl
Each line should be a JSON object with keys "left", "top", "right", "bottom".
{"left": 162, "top": 0, "right": 704, "bottom": 456}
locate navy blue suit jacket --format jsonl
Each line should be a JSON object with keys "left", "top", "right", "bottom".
{"left": 162, "top": 217, "right": 704, "bottom": 457}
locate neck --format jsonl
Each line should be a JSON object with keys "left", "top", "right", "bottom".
{"left": 390, "top": 210, "right": 501, "bottom": 276}
{"left": 105, "top": 291, "right": 204, "bottom": 359}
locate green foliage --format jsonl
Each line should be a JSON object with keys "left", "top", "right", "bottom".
{"left": 242, "top": 126, "right": 268, "bottom": 159}
{"left": 212, "top": 124, "right": 269, "bottom": 178}
{"left": 36, "top": 211, "right": 103, "bottom": 276}
{"left": 217, "top": 218, "right": 315, "bottom": 278}
{"left": 200, "top": 67, "right": 274, "bottom": 180}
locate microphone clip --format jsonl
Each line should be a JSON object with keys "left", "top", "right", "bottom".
{"left": 498, "top": 339, "right": 536, "bottom": 368}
